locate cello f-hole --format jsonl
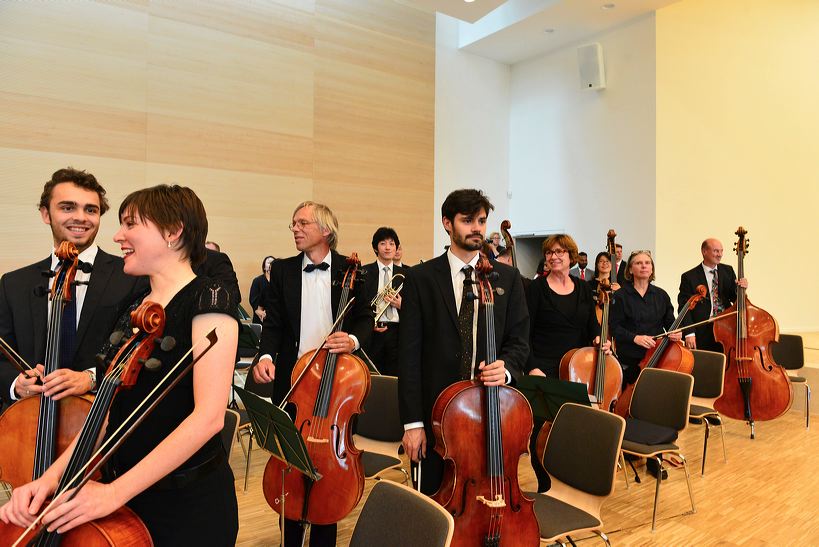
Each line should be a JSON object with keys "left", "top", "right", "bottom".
{"left": 756, "top": 346, "right": 773, "bottom": 371}
{"left": 331, "top": 424, "right": 346, "bottom": 459}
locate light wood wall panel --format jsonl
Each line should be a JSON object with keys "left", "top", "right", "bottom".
{"left": 0, "top": 0, "right": 434, "bottom": 302}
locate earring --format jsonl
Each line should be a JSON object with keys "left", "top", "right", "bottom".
{"left": 167, "top": 240, "right": 173, "bottom": 249}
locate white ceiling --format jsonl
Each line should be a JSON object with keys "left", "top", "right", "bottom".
{"left": 409, "top": 0, "right": 681, "bottom": 64}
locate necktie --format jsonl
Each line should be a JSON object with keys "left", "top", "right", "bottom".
{"left": 458, "top": 266, "right": 474, "bottom": 380}
{"left": 382, "top": 266, "right": 396, "bottom": 322}
{"left": 59, "top": 286, "right": 77, "bottom": 369}
{"left": 710, "top": 268, "right": 721, "bottom": 316}
{"left": 580, "top": 269, "right": 585, "bottom": 280}
{"left": 304, "top": 262, "right": 330, "bottom": 273}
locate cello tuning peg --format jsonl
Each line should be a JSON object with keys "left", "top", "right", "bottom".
{"left": 143, "top": 357, "right": 162, "bottom": 371}
{"left": 40, "top": 270, "right": 56, "bottom": 278}
{"left": 33, "top": 286, "right": 49, "bottom": 297}
{"left": 77, "top": 261, "right": 93, "bottom": 274}
{"left": 72, "top": 280, "right": 90, "bottom": 286}
{"left": 109, "top": 330, "right": 126, "bottom": 345}
{"left": 465, "top": 291, "right": 479, "bottom": 302}
{"left": 157, "top": 336, "right": 176, "bottom": 352}
{"left": 95, "top": 353, "right": 107, "bottom": 366}
{"left": 487, "top": 272, "right": 500, "bottom": 282}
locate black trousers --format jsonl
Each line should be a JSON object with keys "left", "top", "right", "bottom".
{"left": 368, "top": 323, "right": 400, "bottom": 376}
{"left": 284, "top": 520, "right": 337, "bottom": 547}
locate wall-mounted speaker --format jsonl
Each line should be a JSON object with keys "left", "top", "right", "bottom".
{"left": 577, "top": 43, "right": 606, "bottom": 90}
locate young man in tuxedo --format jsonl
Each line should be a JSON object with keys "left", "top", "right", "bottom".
{"left": 678, "top": 238, "right": 748, "bottom": 352}
{"left": 0, "top": 168, "right": 146, "bottom": 407}
{"left": 252, "top": 200, "right": 371, "bottom": 547}
{"left": 614, "top": 244, "right": 628, "bottom": 285}
{"left": 398, "top": 188, "right": 530, "bottom": 494}
{"left": 362, "top": 226, "right": 406, "bottom": 376}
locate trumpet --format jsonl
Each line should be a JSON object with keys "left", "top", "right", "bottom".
{"left": 371, "top": 273, "right": 405, "bottom": 325}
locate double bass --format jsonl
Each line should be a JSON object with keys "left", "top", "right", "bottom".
{"left": 0, "top": 301, "right": 171, "bottom": 546}
{"left": 431, "top": 254, "right": 539, "bottom": 547}
{"left": 612, "top": 285, "right": 706, "bottom": 417}
{"left": 499, "top": 220, "right": 517, "bottom": 268}
{"left": 0, "top": 242, "right": 93, "bottom": 490}
{"left": 713, "top": 227, "right": 792, "bottom": 438}
{"left": 263, "top": 254, "right": 371, "bottom": 526}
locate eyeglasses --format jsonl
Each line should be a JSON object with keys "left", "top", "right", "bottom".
{"left": 288, "top": 220, "right": 316, "bottom": 231}
{"left": 544, "top": 248, "right": 567, "bottom": 257}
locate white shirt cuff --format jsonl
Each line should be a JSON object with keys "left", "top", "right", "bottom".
{"left": 259, "top": 354, "right": 273, "bottom": 363}
{"left": 9, "top": 377, "right": 18, "bottom": 401}
{"left": 404, "top": 422, "right": 424, "bottom": 431}
{"left": 349, "top": 335, "right": 360, "bottom": 352}
{"left": 685, "top": 333, "right": 695, "bottom": 338}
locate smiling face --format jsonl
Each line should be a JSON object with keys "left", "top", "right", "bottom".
{"left": 545, "top": 244, "right": 570, "bottom": 274}
{"left": 596, "top": 255, "right": 612, "bottom": 276}
{"left": 376, "top": 238, "right": 396, "bottom": 262}
{"left": 113, "top": 210, "right": 174, "bottom": 276}
{"left": 39, "top": 182, "right": 101, "bottom": 253}
{"left": 701, "top": 239, "right": 723, "bottom": 268}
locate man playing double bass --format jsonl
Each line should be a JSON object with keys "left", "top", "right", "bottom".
{"left": 678, "top": 238, "right": 748, "bottom": 352}
{"left": 398, "top": 188, "right": 530, "bottom": 494}
{"left": 0, "top": 168, "right": 145, "bottom": 408}
{"left": 252, "top": 200, "right": 371, "bottom": 547}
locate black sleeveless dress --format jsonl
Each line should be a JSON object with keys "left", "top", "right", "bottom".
{"left": 103, "top": 277, "right": 239, "bottom": 546}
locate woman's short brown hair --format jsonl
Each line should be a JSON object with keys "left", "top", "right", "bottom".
{"left": 624, "top": 250, "right": 655, "bottom": 282}
{"left": 119, "top": 185, "right": 208, "bottom": 267}
{"left": 541, "top": 234, "right": 579, "bottom": 263}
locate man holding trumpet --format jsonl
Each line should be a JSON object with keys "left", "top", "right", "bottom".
{"left": 362, "top": 227, "right": 406, "bottom": 376}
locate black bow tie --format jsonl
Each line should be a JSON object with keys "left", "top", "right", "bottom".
{"left": 304, "top": 262, "right": 330, "bottom": 273}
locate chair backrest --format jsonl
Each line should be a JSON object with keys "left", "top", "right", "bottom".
{"left": 350, "top": 480, "right": 454, "bottom": 547}
{"left": 543, "top": 403, "right": 625, "bottom": 497}
{"left": 690, "top": 350, "right": 726, "bottom": 399}
{"left": 630, "top": 368, "right": 694, "bottom": 432}
{"left": 771, "top": 333, "right": 804, "bottom": 371}
{"left": 355, "top": 375, "right": 403, "bottom": 442}
{"left": 237, "top": 322, "right": 262, "bottom": 358}
{"left": 221, "top": 408, "right": 240, "bottom": 459}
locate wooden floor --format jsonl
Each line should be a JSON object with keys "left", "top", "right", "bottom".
{"left": 227, "top": 406, "right": 817, "bottom": 546}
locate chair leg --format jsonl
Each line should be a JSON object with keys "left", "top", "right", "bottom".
{"left": 620, "top": 452, "right": 629, "bottom": 489}
{"left": 717, "top": 416, "right": 727, "bottom": 463}
{"left": 593, "top": 530, "right": 612, "bottom": 546}
{"left": 701, "top": 419, "right": 711, "bottom": 476}
{"left": 680, "top": 453, "right": 696, "bottom": 515}
{"left": 650, "top": 456, "right": 663, "bottom": 532}
{"left": 805, "top": 383, "right": 811, "bottom": 429}
{"left": 243, "top": 433, "right": 254, "bottom": 492}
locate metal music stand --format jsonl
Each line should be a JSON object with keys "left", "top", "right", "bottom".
{"left": 233, "top": 385, "right": 320, "bottom": 547}
{"left": 354, "top": 347, "right": 381, "bottom": 375}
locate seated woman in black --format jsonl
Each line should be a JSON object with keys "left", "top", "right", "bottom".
{"left": 525, "top": 233, "right": 607, "bottom": 491}
{"left": 0, "top": 185, "right": 240, "bottom": 546}
{"left": 610, "top": 251, "right": 682, "bottom": 387}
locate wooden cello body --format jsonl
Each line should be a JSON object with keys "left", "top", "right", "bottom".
{"left": 713, "top": 227, "right": 792, "bottom": 436}
{"left": 0, "top": 241, "right": 93, "bottom": 490}
{"left": 431, "top": 254, "right": 539, "bottom": 547}
{"left": 0, "top": 508, "right": 152, "bottom": 547}
{"left": 262, "top": 254, "right": 370, "bottom": 526}
{"left": 262, "top": 348, "right": 369, "bottom": 524}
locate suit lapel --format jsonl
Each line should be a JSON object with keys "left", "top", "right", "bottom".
{"left": 75, "top": 250, "right": 114, "bottom": 353}
{"left": 285, "top": 255, "right": 303, "bottom": 340}
{"left": 431, "top": 254, "right": 459, "bottom": 329}
{"left": 30, "top": 257, "right": 51, "bottom": 365}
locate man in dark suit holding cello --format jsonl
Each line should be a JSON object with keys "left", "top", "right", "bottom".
{"left": 252, "top": 200, "right": 371, "bottom": 547}
{"left": 678, "top": 237, "right": 748, "bottom": 352}
{"left": 0, "top": 168, "right": 145, "bottom": 407}
{"left": 398, "top": 188, "right": 529, "bottom": 494}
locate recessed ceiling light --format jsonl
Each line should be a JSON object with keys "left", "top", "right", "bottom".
{"left": 602, "top": 3, "right": 616, "bottom": 9}
{"left": 464, "top": 0, "right": 475, "bottom": 3}
{"left": 543, "top": 28, "right": 555, "bottom": 34}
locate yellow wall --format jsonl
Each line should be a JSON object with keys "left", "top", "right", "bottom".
{"left": 0, "top": 0, "right": 434, "bottom": 303}
{"left": 656, "top": 0, "right": 819, "bottom": 330}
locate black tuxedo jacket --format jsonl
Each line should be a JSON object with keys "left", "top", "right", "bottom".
{"left": 362, "top": 261, "right": 407, "bottom": 320}
{"left": 678, "top": 262, "right": 738, "bottom": 351}
{"left": 398, "top": 253, "right": 530, "bottom": 428}
{"left": 615, "top": 260, "right": 628, "bottom": 286}
{"left": 0, "top": 249, "right": 148, "bottom": 404}
{"left": 258, "top": 251, "right": 373, "bottom": 405}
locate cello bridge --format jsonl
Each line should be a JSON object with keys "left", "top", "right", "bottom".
{"left": 306, "top": 436, "right": 329, "bottom": 444}
{"left": 476, "top": 495, "right": 506, "bottom": 508}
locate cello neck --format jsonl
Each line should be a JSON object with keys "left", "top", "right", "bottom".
{"left": 483, "top": 300, "right": 504, "bottom": 480}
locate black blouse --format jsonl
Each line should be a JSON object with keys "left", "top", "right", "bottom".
{"left": 526, "top": 274, "right": 600, "bottom": 377}
{"left": 104, "top": 277, "right": 239, "bottom": 476}
{"left": 610, "top": 282, "right": 675, "bottom": 365}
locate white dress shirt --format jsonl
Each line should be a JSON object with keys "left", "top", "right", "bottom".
{"left": 377, "top": 259, "right": 399, "bottom": 323}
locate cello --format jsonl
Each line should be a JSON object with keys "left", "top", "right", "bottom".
{"left": 559, "top": 278, "right": 623, "bottom": 413}
{"left": 612, "top": 285, "right": 707, "bottom": 417}
{"left": 499, "top": 220, "right": 517, "bottom": 268}
{"left": 0, "top": 301, "right": 172, "bottom": 546}
{"left": 0, "top": 242, "right": 93, "bottom": 490}
{"left": 714, "top": 227, "right": 793, "bottom": 438}
{"left": 263, "top": 254, "right": 371, "bottom": 526}
{"left": 431, "top": 254, "right": 539, "bottom": 547}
